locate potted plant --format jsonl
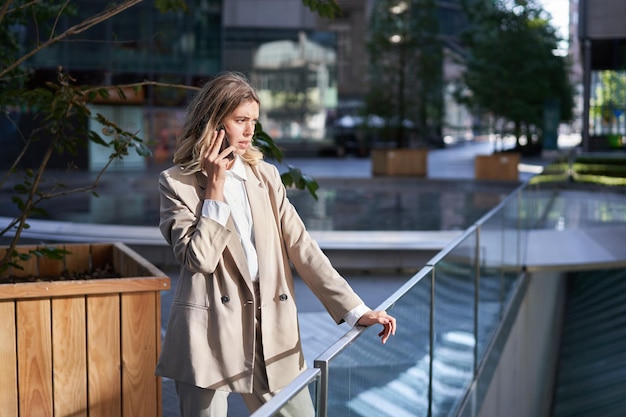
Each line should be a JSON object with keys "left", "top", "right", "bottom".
{"left": 0, "top": 242, "right": 170, "bottom": 416}
{"left": 474, "top": 150, "right": 521, "bottom": 181}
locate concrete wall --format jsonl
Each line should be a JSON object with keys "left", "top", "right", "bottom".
{"left": 477, "top": 271, "right": 567, "bottom": 417}
{"left": 583, "top": 0, "right": 626, "bottom": 39}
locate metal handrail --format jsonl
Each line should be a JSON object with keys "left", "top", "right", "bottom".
{"left": 309, "top": 185, "right": 531, "bottom": 417}
{"left": 249, "top": 368, "right": 321, "bottom": 417}
{"left": 255, "top": 171, "right": 626, "bottom": 417}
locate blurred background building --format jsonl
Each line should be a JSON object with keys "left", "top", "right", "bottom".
{"left": 7, "top": 0, "right": 623, "bottom": 171}
{"left": 578, "top": 0, "right": 626, "bottom": 151}
{"left": 3, "top": 0, "right": 474, "bottom": 170}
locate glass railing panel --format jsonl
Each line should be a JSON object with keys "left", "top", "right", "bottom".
{"left": 518, "top": 185, "right": 555, "bottom": 229}
{"left": 318, "top": 267, "right": 433, "bottom": 417}
{"left": 431, "top": 231, "right": 478, "bottom": 417}
{"left": 250, "top": 369, "right": 321, "bottom": 417}
{"left": 495, "top": 189, "right": 521, "bottom": 301}
{"left": 475, "top": 208, "right": 506, "bottom": 365}
{"left": 475, "top": 187, "right": 525, "bottom": 364}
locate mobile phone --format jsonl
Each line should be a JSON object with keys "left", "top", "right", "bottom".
{"left": 217, "top": 125, "right": 235, "bottom": 160}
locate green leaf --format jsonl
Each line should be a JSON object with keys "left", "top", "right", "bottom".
{"left": 30, "top": 207, "right": 49, "bottom": 217}
{"left": 13, "top": 184, "right": 29, "bottom": 194}
{"left": 306, "top": 181, "right": 319, "bottom": 201}
{"left": 31, "top": 247, "right": 71, "bottom": 261}
{"left": 88, "top": 131, "right": 108, "bottom": 146}
{"left": 135, "top": 142, "right": 153, "bottom": 157}
{"left": 97, "top": 88, "right": 110, "bottom": 100}
{"left": 281, "top": 172, "right": 294, "bottom": 186}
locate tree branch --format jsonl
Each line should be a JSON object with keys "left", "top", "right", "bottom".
{"left": 0, "top": 0, "right": 13, "bottom": 26}
{"left": 1, "top": 0, "right": 143, "bottom": 79}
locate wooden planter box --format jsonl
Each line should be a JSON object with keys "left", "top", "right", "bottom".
{"left": 0, "top": 242, "right": 170, "bottom": 417}
{"left": 474, "top": 153, "right": 520, "bottom": 181}
{"left": 371, "top": 148, "right": 428, "bottom": 176}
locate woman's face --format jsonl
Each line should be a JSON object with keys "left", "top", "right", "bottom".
{"left": 221, "top": 99, "right": 259, "bottom": 157}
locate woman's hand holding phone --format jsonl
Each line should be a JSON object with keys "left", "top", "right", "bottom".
{"left": 217, "top": 126, "right": 235, "bottom": 161}
{"left": 202, "top": 127, "right": 233, "bottom": 201}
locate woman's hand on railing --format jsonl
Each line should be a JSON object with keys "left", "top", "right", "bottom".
{"left": 356, "top": 310, "right": 397, "bottom": 344}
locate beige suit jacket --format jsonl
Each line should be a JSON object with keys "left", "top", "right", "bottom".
{"left": 155, "top": 161, "right": 364, "bottom": 393}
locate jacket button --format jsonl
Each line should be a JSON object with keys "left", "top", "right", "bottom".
{"left": 279, "top": 294, "right": 288, "bottom": 301}
{"left": 221, "top": 295, "right": 230, "bottom": 304}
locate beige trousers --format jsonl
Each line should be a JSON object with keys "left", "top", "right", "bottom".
{"left": 175, "top": 282, "right": 315, "bottom": 417}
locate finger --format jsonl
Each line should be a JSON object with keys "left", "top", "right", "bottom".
{"left": 212, "top": 129, "right": 226, "bottom": 152}
{"left": 379, "top": 324, "right": 391, "bottom": 344}
{"left": 204, "top": 130, "right": 220, "bottom": 160}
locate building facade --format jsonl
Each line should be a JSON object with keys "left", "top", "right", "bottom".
{"left": 578, "top": 0, "right": 626, "bottom": 151}
{"left": 3, "top": 0, "right": 471, "bottom": 171}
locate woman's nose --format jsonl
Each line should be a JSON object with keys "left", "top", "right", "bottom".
{"left": 244, "top": 122, "right": 255, "bottom": 136}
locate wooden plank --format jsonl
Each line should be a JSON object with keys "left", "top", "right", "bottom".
{"left": 113, "top": 242, "right": 167, "bottom": 278}
{"left": 1, "top": 246, "right": 10, "bottom": 279}
{"left": 87, "top": 294, "right": 122, "bottom": 417}
{"left": 0, "top": 301, "right": 18, "bottom": 417}
{"left": 115, "top": 245, "right": 141, "bottom": 277}
{"left": 38, "top": 244, "right": 65, "bottom": 277}
{"left": 121, "top": 292, "right": 158, "bottom": 417}
{"left": 17, "top": 299, "right": 53, "bottom": 417}
{"left": 0, "top": 276, "right": 171, "bottom": 300}
{"left": 155, "top": 292, "right": 163, "bottom": 417}
{"left": 91, "top": 243, "right": 114, "bottom": 270}
{"left": 52, "top": 296, "right": 88, "bottom": 417}
{"left": 9, "top": 245, "right": 39, "bottom": 278}
{"left": 64, "top": 244, "right": 91, "bottom": 272}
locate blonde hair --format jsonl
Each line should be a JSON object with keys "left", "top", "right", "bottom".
{"left": 173, "top": 72, "right": 263, "bottom": 172}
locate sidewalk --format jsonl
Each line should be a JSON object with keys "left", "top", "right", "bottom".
{"left": 275, "top": 140, "right": 548, "bottom": 181}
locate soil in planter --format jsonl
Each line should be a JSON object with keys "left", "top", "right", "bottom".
{"left": 0, "top": 263, "right": 121, "bottom": 284}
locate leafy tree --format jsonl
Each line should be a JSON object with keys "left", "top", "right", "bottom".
{"left": 0, "top": 0, "right": 335, "bottom": 273}
{"left": 456, "top": 0, "right": 574, "bottom": 153}
{"left": 365, "top": 0, "right": 444, "bottom": 149}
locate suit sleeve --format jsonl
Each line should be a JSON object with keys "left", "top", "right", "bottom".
{"left": 263, "top": 164, "right": 365, "bottom": 324}
{"left": 159, "top": 169, "right": 234, "bottom": 275}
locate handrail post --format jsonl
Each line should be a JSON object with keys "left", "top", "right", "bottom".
{"left": 474, "top": 224, "right": 481, "bottom": 376}
{"left": 314, "top": 358, "right": 329, "bottom": 417}
{"left": 428, "top": 267, "right": 435, "bottom": 417}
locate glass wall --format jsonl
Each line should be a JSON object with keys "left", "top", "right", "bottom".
{"left": 225, "top": 28, "right": 338, "bottom": 143}
{"left": 28, "top": 0, "right": 222, "bottom": 77}
{"left": 9, "top": 0, "right": 222, "bottom": 171}
{"left": 589, "top": 70, "right": 626, "bottom": 148}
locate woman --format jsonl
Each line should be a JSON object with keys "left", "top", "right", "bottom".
{"left": 157, "top": 71, "right": 396, "bottom": 417}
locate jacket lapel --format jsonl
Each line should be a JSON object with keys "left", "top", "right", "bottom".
{"left": 195, "top": 171, "right": 254, "bottom": 288}
{"left": 244, "top": 164, "right": 272, "bottom": 282}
